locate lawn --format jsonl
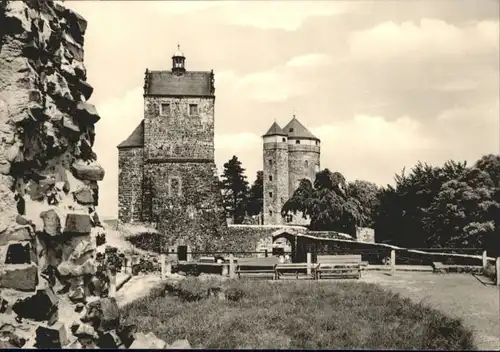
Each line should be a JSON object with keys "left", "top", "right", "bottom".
{"left": 120, "top": 278, "right": 475, "bottom": 350}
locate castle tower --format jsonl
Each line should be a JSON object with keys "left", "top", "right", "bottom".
{"left": 117, "top": 45, "right": 226, "bottom": 247}
{"left": 262, "top": 122, "right": 289, "bottom": 225}
{"left": 283, "top": 115, "right": 320, "bottom": 225}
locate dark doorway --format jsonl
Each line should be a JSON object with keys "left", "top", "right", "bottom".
{"left": 272, "top": 247, "right": 285, "bottom": 256}
{"left": 177, "top": 245, "right": 188, "bottom": 261}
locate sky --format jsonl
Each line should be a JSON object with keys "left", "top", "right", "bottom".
{"left": 63, "top": 0, "right": 500, "bottom": 219}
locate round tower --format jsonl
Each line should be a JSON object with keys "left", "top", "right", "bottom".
{"left": 262, "top": 122, "right": 289, "bottom": 225}
{"left": 283, "top": 115, "right": 320, "bottom": 225}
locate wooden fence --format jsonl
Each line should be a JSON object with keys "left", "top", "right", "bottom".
{"left": 109, "top": 247, "right": 500, "bottom": 289}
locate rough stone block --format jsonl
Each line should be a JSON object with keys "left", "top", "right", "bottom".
{"left": 73, "top": 187, "right": 94, "bottom": 205}
{"left": 71, "top": 160, "right": 104, "bottom": 181}
{"left": 5, "top": 241, "right": 31, "bottom": 264}
{"left": 78, "top": 79, "right": 94, "bottom": 100}
{"left": 68, "top": 286, "right": 85, "bottom": 303}
{"left": 63, "top": 115, "right": 80, "bottom": 133}
{"left": 91, "top": 212, "right": 102, "bottom": 227}
{"left": 98, "top": 330, "right": 122, "bottom": 348}
{"left": 75, "top": 102, "right": 100, "bottom": 124}
{"left": 168, "top": 339, "right": 192, "bottom": 349}
{"left": 64, "top": 34, "right": 84, "bottom": 61}
{"left": 35, "top": 322, "right": 68, "bottom": 349}
{"left": 81, "top": 297, "right": 120, "bottom": 333}
{"left": 16, "top": 215, "right": 34, "bottom": 227}
{"left": 0, "top": 161, "right": 11, "bottom": 175}
{"left": 0, "top": 226, "right": 32, "bottom": 246}
{"left": 12, "top": 286, "right": 58, "bottom": 321}
{"left": 129, "top": 332, "right": 150, "bottom": 349}
{"left": 73, "top": 322, "right": 97, "bottom": 339}
{"left": 63, "top": 213, "right": 91, "bottom": 234}
{"left": 0, "top": 323, "right": 26, "bottom": 348}
{"left": 58, "top": 257, "right": 96, "bottom": 277}
{"left": 40, "top": 209, "right": 61, "bottom": 236}
{"left": 0, "top": 263, "right": 38, "bottom": 291}
{"left": 116, "top": 324, "right": 137, "bottom": 348}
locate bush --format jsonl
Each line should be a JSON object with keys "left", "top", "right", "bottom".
{"left": 175, "top": 278, "right": 214, "bottom": 302}
{"left": 482, "top": 262, "right": 496, "bottom": 282}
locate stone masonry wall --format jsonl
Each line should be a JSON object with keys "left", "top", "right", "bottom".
{"left": 0, "top": 1, "right": 120, "bottom": 348}
{"left": 118, "top": 147, "right": 143, "bottom": 223}
{"left": 263, "top": 142, "right": 289, "bottom": 225}
{"left": 142, "top": 161, "right": 226, "bottom": 252}
{"left": 287, "top": 144, "right": 320, "bottom": 225}
{"left": 143, "top": 96, "right": 214, "bottom": 162}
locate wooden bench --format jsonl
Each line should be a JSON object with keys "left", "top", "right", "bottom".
{"left": 235, "top": 257, "right": 279, "bottom": 279}
{"left": 275, "top": 263, "right": 314, "bottom": 280}
{"left": 315, "top": 255, "right": 362, "bottom": 279}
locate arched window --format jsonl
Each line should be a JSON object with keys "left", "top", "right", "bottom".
{"left": 295, "top": 140, "right": 300, "bottom": 144}
{"left": 305, "top": 160, "right": 309, "bottom": 168}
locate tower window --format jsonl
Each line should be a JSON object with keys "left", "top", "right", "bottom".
{"left": 160, "top": 103, "right": 170, "bottom": 116}
{"left": 269, "top": 175, "right": 272, "bottom": 181}
{"left": 296, "top": 140, "right": 300, "bottom": 144}
{"left": 316, "top": 141, "right": 319, "bottom": 145}
{"left": 269, "top": 192, "right": 273, "bottom": 198}
{"left": 269, "top": 210, "right": 273, "bottom": 217}
{"left": 168, "top": 176, "right": 182, "bottom": 197}
{"left": 282, "top": 138, "right": 286, "bottom": 142}
{"left": 189, "top": 104, "right": 198, "bottom": 116}
{"left": 305, "top": 160, "right": 308, "bottom": 167}
{"left": 269, "top": 160, "right": 272, "bottom": 166}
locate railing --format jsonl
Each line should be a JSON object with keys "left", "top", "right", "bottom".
{"left": 112, "top": 248, "right": 500, "bottom": 288}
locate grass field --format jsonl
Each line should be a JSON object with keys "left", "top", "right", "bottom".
{"left": 121, "top": 278, "right": 475, "bottom": 350}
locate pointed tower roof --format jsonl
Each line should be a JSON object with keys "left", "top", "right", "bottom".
{"left": 117, "top": 120, "right": 144, "bottom": 148}
{"left": 283, "top": 115, "right": 319, "bottom": 141}
{"left": 263, "top": 121, "right": 287, "bottom": 137}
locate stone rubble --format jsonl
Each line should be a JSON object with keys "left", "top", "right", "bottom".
{"left": 0, "top": 0, "right": 189, "bottom": 349}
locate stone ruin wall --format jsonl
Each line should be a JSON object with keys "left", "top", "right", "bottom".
{"left": 0, "top": 0, "right": 105, "bottom": 290}
{"left": 0, "top": 0, "right": 142, "bottom": 349}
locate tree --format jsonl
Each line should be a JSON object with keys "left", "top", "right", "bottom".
{"left": 246, "top": 171, "right": 263, "bottom": 218}
{"left": 424, "top": 167, "right": 499, "bottom": 249}
{"left": 475, "top": 154, "right": 500, "bottom": 188}
{"left": 374, "top": 160, "right": 468, "bottom": 247}
{"left": 282, "top": 169, "right": 363, "bottom": 235}
{"left": 348, "top": 180, "right": 381, "bottom": 228}
{"left": 220, "top": 156, "right": 248, "bottom": 224}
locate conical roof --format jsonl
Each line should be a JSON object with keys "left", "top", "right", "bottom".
{"left": 117, "top": 120, "right": 144, "bottom": 148}
{"left": 263, "top": 121, "right": 287, "bottom": 137}
{"left": 283, "top": 116, "right": 319, "bottom": 141}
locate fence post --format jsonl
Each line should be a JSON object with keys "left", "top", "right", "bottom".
{"left": 482, "top": 251, "right": 488, "bottom": 269}
{"left": 496, "top": 257, "right": 500, "bottom": 287}
{"left": 160, "top": 254, "right": 166, "bottom": 279}
{"left": 307, "top": 252, "right": 312, "bottom": 276}
{"left": 222, "top": 262, "right": 229, "bottom": 276}
{"left": 122, "top": 257, "right": 128, "bottom": 275}
{"left": 229, "top": 254, "right": 236, "bottom": 279}
{"left": 390, "top": 250, "right": 396, "bottom": 276}
{"left": 108, "top": 270, "right": 116, "bottom": 298}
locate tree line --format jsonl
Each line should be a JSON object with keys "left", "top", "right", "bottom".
{"left": 219, "top": 154, "right": 500, "bottom": 254}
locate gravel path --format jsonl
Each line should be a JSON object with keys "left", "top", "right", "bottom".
{"left": 362, "top": 271, "right": 500, "bottom": 350}
{"left": 115, "top": 274, "right": 167, "bottom": 308}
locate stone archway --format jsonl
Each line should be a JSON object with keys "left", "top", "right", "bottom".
{"left": 272, "top": 229, "right": 301, "bottom": 263}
